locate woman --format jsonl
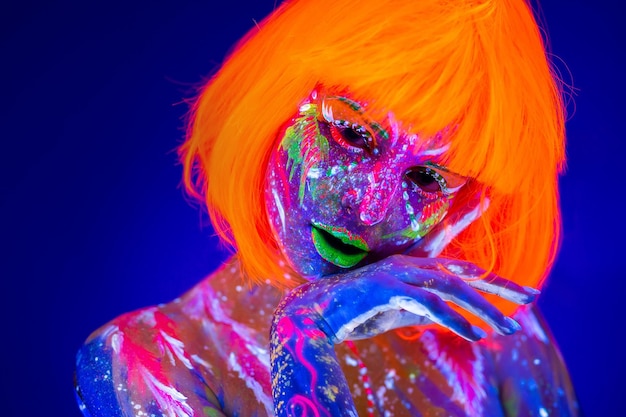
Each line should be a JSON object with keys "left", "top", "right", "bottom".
{"left": 75, "top": 0, "right": 579, "bottom": 415}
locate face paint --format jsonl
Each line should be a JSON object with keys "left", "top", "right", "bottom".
{"left": 264, "top": 89, "right": 467, "bottom": 278}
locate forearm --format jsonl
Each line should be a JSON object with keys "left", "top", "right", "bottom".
{"left": 270, "top": 304, "right": 357, "bottom": 417}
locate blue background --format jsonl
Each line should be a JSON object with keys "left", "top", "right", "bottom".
{"left": 1, "top": 1, "right": 623, "bottom": 416}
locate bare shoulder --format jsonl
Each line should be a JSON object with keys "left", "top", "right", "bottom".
{"left": 487, "top": 305, "right": 580, "bottom": 417}
{"left": 75, "top": 257, "right": 281, "bottom": 417}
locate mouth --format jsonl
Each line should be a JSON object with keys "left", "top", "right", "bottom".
{"left": 310, "top": 222, "right": 369, "bottom": 269}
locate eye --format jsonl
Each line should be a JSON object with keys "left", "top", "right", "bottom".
{"left": 329, "top": 121, "right": 372, "bottom": 153}
{"left": 405, "top": 167, "right": 445, "bottom": 195}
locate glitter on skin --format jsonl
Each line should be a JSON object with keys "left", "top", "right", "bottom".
{"left": 76, "top": 85, "right": 579, "bottom": 417}
{"left": 264, "top": 90, "right": 467, "bottom": 278}
{"left": 75, "top": 194, "right": 579, "bottom": 417}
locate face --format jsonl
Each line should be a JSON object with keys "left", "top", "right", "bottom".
{"left": 264, "top": 89, "right": 466, "bottom": 278}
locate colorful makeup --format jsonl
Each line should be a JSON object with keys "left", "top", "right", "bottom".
{"left": 264, "top": 89, "right": 467, "bottom": 278}
{"left": 311, "top": 222, "right": 369, "bottom": 268}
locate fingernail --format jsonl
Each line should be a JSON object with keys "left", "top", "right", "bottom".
{"left": 523, "top": 286, "right": 541, "bottom": 295}
{"left": 505, "top": 317, "right": 522, "bottom": 332}
{"left": 472, "top": 325, "right": 487, "bottom": 339}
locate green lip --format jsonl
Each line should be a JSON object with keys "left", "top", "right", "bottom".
{"left": 310, "top": 223, "right": 369, "bottom": 268}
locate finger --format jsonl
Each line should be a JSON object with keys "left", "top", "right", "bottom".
{"left": 324, "top": 271, "right": 484, "bottom": 342}
{"left": 344, "top": 309, "right": 433, "bottom": 340}
{"left": 396, "top": 268, "right": 521, "bottom": 335}
{"left": 465, "top": 275, "right": 540, "bottom": 305}
{"left": 319, "top": 275, "right": 428, "bottom": 342}
{"left": 433, "top": 259, "right": 539, "bottom": 305}
{"left": 393, "top": 284, "right": 485, "bottom": 341}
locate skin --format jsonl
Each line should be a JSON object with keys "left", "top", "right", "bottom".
{"left": 264, "top": 90, "right": 545, "bottom": 416}
{"left": 74, "top": 90, "right": 579, "bottom": 417}
{"left": 265, "top": 90, "right": 467, "bottom": 278}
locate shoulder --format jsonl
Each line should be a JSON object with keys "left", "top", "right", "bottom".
{"left": 75, "top": 321, "right": 124, "bottom": 417}
{"left": 75, "top": 260, "right": 282, "bottom": 417}
{"left": 487, "top": 305, "right": 580, "bottom": 417}
{"left": 75, "top": 307, "right": 195, "bottom": 417}
{"left": 75, "top": 302, "right": 225, "bottom": 417}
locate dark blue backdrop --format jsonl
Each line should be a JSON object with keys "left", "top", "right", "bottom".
{"left": 1, "top": 1, "right": 623, "bottom": 416}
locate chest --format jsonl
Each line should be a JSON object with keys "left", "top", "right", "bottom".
{"left": 182, "top": 273, "right": 507, "bottom": 416}
{"left": 333, "top": 331, "right": 504, "bottom": 417}
{"left": 194, "top": 307, "right": 503, "bottom": 416}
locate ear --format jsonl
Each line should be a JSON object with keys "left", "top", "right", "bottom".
{"left": 406, "top": 192, "right": 489, "bottom": 258}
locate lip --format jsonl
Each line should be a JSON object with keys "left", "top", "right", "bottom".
{"left": 310, "top": 222, "right": 369, "bottom": 268}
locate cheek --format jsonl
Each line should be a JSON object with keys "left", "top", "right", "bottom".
{"left": 264, "top": 166, "right": 287, "bottom": 237}
{"left": 306, "top": 154, "right": 364, "bottom": 207}
{"left": 417, "top": 196, "right": 451, "bottom": 230}
{"left": 307, "top": 179, "right": 337, "bottom": 207}
{"left": 381, "top": 193, "right": 451, "bottom": 245}
{"left": 264, "top": 148, "right": 301, "bottom": 238}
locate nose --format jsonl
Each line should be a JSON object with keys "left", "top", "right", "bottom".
{"left": 355, "top": 164, "right": 400, "bottom": 226}
{"left": 341, "top": 189, "right": 359, "bottom": 210}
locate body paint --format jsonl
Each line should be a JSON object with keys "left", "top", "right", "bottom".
{"left": 281, "top": 103, "right": 330, "bottom": 204}
{"left": 265, "top": 89, "right": 467, "bottom": 278}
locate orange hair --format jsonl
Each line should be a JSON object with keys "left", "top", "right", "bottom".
{"left": 180, "top": 0, "right": 566, "bottom": 316}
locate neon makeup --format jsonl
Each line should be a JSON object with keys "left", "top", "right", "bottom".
{"left": 264, "top": 89, "right": 467, "bottom": 278}
{"left": 311, "top": 222, "right": 369, "bottom": 268}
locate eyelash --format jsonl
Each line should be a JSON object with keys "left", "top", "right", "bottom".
{"left": 404, "top": 166, "right": 448, "bottom": 198}
{"left": 328, "top": 120, "right": 373, "bottom": 153}
{"left": 318, "top": 102, "right": 463, "bottom": 198}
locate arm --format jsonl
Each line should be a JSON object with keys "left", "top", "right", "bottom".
{"left": 270, "top": 255, "right": 539, "bottom": 417}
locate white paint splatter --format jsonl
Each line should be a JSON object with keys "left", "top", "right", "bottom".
{"left": 384, "top": 369, "right": 396, "bottom": 389}
{"left": 421, "top": 144, "right": 450, "bottom": 156}
{"left": 423, "top": 198, "right": 490, "bottom": 257}
{"left": 516, "top": 307, "right": 548, "bottom": 344}
{"left": 272, "top": 188, "right": 286, "bottom": 235}
{"left": 307, "top": 168, "right": 323, "bottom": 179}
{"left": 421, "top": 331, "right": 486, "bottom": 416}
{"left": 141, "top": 366, "right": 194, "bottom": 417}
{"left": 110, "top": 329, "right": 122, "bottom": 354}
{"left": 246, "top": 344, "right": 270, "bottom": 369}
{"left": 345, "top": 355, "right": 358, "bottom": 367}
{"left": 160, "top": 332, "right": 193, "bottom": 369}
{"left": 190, "top": 354, "right": 212, "bottom": 371}
{"left": 446, "top": 264, "right": 464, "bottom": 275}
{"left": 228, "top": 353, "right": 273, "bottom": 416}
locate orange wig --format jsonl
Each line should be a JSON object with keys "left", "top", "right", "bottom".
{"left": 180, "top": 0, "right": 566, "bottom": 316}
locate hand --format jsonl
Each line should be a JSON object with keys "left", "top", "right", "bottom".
{"left": 277, "top": 254, "right": 537, "bottom": 343}
{"left": 270, "top": 254, "right": 538, "bottom": 416}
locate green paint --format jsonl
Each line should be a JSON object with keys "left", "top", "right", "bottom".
{"left": 382, "top": 223, "right": 424, "bottom": 241}
{"left": 502, "top": 392, "right": 520, "bottom": 417}
{"left": 335, "top": 96, "right": 363, "bottom": 112}
{"left": 204, "top": 407, "right": 221, "bottom": 417}
{"left": 311, "top": 227, "right": 368, "bottom": 268}
{"left": 382, "top": 200, "right": 449, "bottom": 241}
{"left": 311, "top": 221, "right": 369, "bottom": 251}
{"left": 281, "top": 104, "right": 329, "bottom": 205}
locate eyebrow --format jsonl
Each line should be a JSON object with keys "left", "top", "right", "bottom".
{"left": 327, "top": 95, "right": 391, "bottom": 142}
{"left": 425, "top": 161, "right": 450, "bottom": 172}
{"left": 334, "top": 96, "right": 363, "bottom": 112}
